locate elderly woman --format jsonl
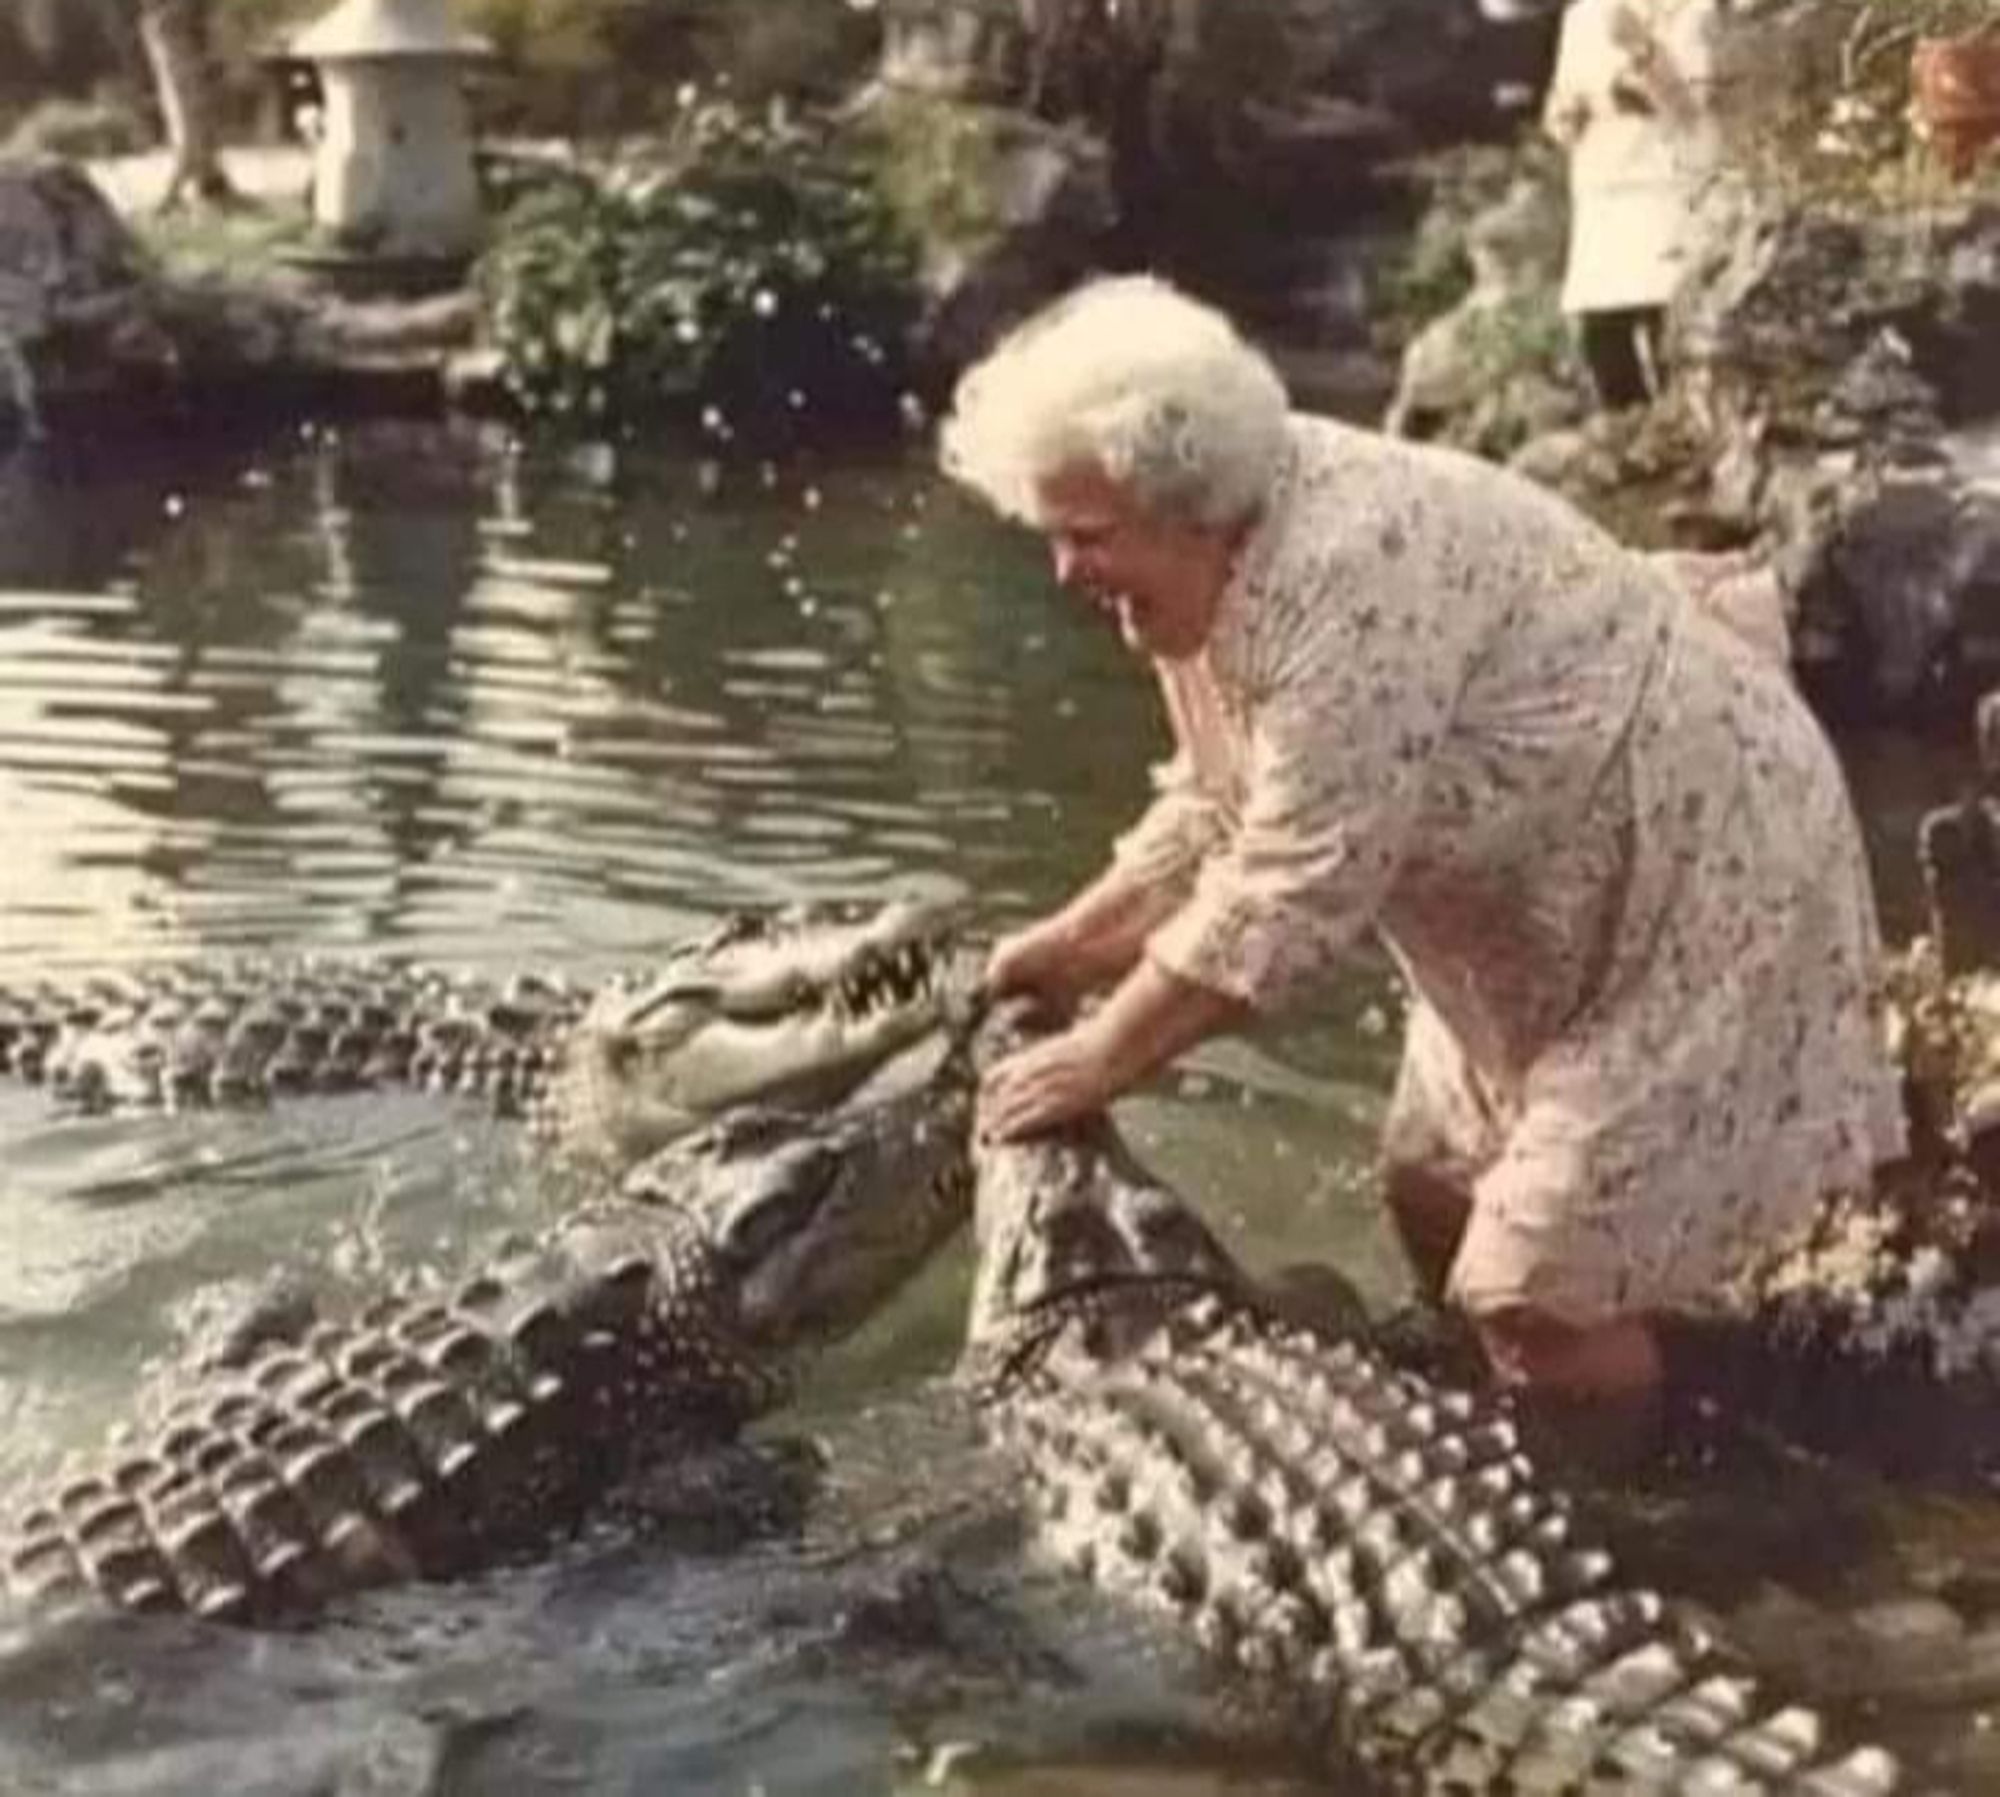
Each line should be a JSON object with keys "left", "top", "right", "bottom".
{"left": 947, "top": 275, "right": 1904, "bottom": 1415}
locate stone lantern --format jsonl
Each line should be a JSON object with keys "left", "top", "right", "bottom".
{"left": 289, "top": 0, "right": 491, "bottom": 272}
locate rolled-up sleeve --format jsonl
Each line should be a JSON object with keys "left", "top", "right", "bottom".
{"left": 1146, "top": 596, "right": 1462, "bottom": 1012}
{"left": 1110, "top": 749, "right": 1232, "bottom": 901}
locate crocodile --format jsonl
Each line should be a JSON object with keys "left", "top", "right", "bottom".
{"left": 952, "top": 1006, "right": 1907, "bottom": 1794}
{"left": 0, "top": 1057, "right": 974, "bottom": 1626}
{"left": 0, "top": 897, "right": 968, "bottom": 1166}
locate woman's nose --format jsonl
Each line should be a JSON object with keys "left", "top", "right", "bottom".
{"left": 1052, "top": 540, "right": 1083, "bottom": 586}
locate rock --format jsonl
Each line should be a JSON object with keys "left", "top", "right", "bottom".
{"left": 872, "top": 0, "right": 1029, "bottom": 105}
{"left": 1776, "top": 466, "right": 1997, "bottom": 709}
{"left": 1672, "top": 201, "right": 2000, "bottom": 718}
{"left": 860, "top": 101, "right": 1116, "bottom": 386}
{"left": 0, "top": 157, "right": 149, "bottom": 322}
{"left": 0, "top": 154, "right": 493, "bottom": 432}
{"left": 1384, "top": 171, "right": 1586, "bottom": 455}
{"left": 1921, "top": 793, "right": 2000, "bottom": 979}
{"left": 0, "top": 156, "right": 172, "bottom": 436}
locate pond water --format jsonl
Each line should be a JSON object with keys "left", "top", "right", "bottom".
{"left": 0, "top": 417, "right": 1991, "bottom": 1795}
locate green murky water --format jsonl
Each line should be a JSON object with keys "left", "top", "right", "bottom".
{"left": 0, "top": 417, "right": 1990, "bottom": 1794}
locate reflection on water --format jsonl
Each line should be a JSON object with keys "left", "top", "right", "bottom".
{"left": 0, "top": 420, "right": 1994, "bottom": 1793}
{"left": 0, "top": 420, "right": 1137, "bottom": 967}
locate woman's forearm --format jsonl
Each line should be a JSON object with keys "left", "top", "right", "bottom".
{"left": 1029, "top": 863, "right": 1188, "bottom": 997}
{"left": 976, "top": 952, "right": 1249, "bottom": 1141}
{"left": 1081, "top": 955, "right": 1250, "bottom": 1093}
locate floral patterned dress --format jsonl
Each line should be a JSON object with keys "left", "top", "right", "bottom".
{"left": 1114, "top": 416, "right": 1906, "bottom": 1324}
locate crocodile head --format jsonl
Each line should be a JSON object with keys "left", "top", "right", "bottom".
{"left": 961, "top": 1004, "right": 1250, "bottom": 1382}
{"left": 547, "top": 897, "right": 976, "bottom": 1166}
{"left": 628, "top": 1043, "right": 977, "bottom": 1358}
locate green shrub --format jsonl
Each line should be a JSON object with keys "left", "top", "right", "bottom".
{"left": 134, "top": 198, "right": 315, "bottom": 283}
{"left": 856, "top": 92, "right": 1012, "bottom": 265}
{"left": 477, "top": 94, "right": 921, "bottom": 435}
{"left": 1371, "top": 140, "right": 1566, "bottom": 354}
{"left": 1718, "top": 0, "right": 2000, "bottom": 214}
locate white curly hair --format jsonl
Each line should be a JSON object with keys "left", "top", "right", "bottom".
{"left": 938, "top": 275, "right": 1291, "bottom": 530}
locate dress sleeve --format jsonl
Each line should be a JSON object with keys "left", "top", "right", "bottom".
{"left": 1145, "top": 573, "right": 1466, "bottom": 1011}
{"left": 1109, "top": 749, "right": 1231, "bottom": 901}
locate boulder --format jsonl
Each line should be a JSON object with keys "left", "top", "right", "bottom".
{"left": 1384, "top": 171, "right": 1586, "bottom": 455}
{"left": 1674, "top": 202, "right": 2000, "bottom": 717}
{"left": 0, "top": 155, "right": 495, "bottom": 435}
{"left": 871, "top": 0, "right": 1555, "bottom": 220}
{"left": 855, "top": 98, "right": 1117, "bottom": 387}
{"left": 0, "top": 156, "right": 176, "bottom": 435}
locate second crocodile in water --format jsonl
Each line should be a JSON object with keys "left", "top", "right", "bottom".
{"left": 0, "top": 898, "right": 965, "bottom": 1166}
{"left": 0, "top": 1063, "right": 973, "bottom": 1625}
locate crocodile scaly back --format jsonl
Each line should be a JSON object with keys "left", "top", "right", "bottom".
{"left": 3, "top": 1208, "right": 772, "bottom": 1625}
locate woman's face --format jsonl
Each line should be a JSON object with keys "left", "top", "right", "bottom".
{"left": 1033, "top": 463, "right": 1232, "bottom": 662}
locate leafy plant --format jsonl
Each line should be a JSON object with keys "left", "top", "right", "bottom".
{"left": 1717, "top": 0, "right": 2000, "bottom": 213}
{"left": 855, "top": 91, "right": 1012, "bottom": 264}
{"left": 132, "top": 193, "right": 314, "bottom": 281}
{"left": 477, "top": 92, "right": 921, "bottom": 435}
{"left": 3, "top": 90, "right": 149, "bottom": 159}
{"left": 1370, "top": 140, "right": 1566, "bottom": 354}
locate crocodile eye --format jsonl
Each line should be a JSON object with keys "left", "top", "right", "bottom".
{"left": 715, "top": 1146, "right": 839, "bottom": 1265}
{"left": 705, "top": 1105, "right": 808, "bottom": 1156}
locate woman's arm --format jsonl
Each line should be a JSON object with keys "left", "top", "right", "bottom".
{"left": 977, "top": 955, "right": 1248, "bottom": 1141}
{"left": 986, "top": 860, "right": 1188, "bottom": 1014}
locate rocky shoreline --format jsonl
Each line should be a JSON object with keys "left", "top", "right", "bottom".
{"left": 0, "top": 157, "right": 504, "bottom": 445}
{"left": 2, "top": 0, "right": 1996, "bottom": 728}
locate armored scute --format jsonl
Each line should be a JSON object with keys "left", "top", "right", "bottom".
{"left": 2, "top": 1063, "right": 975, "bottom": 1624}
{"left": 0, "top": 899, "right": 967, "bottom": 1166}
{"left": 958, "top": 1010, "right": 1906, "bottom": 1794}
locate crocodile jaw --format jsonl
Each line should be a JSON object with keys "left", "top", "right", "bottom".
{"left": 628, "top": 1066, "right": 977, "bottom": 1354}
{"left": 549, "top": 898, "right": 971, "bottom": 1166}
{"left": 562, "top": 994, "right": 950, "bottom": 1167}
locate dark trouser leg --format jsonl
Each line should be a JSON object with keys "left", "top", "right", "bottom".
{"left": 1385, "top": 1160, "right": 1665, "bottom": 1465}
{"left": 1477, "top": 1307, "right": 1666, "bottom": 1472}
{"left": 1578, "top": 307, "right": 1666, "bottom": 409}
{"left": 1382, "top": 1162, "right": 1472, "bottom": 1305}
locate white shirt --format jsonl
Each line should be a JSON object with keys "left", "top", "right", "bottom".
{"left": 1543, "top": 0, "right": 1725, "bottom": 312}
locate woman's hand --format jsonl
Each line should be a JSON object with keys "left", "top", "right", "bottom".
{"left": 984, "top": 923, "right": 1072, "bottom": 1004}
{"left": 976, "top": 1020, "right": 1120, "bottom": 1142}
{"left": 976, "top": 959, "right": 1249, "bottom": 1144}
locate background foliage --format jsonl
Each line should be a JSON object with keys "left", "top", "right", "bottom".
{"left": 0, "top": 0, "right": 880, "bottom": 141}
{"left": 1717, "top": 0, "right": 2000, "bottom": 212}
{"left": 477, "top": 93, "right": 920, "bottom": 434}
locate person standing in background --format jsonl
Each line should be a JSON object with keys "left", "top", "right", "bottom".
{"left": 1543, "top": 0, "right": 1727, "bottom": 409}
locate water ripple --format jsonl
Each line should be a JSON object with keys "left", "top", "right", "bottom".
{"left": 0, "top": 421, "right": 1419, "bottom": 1797}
